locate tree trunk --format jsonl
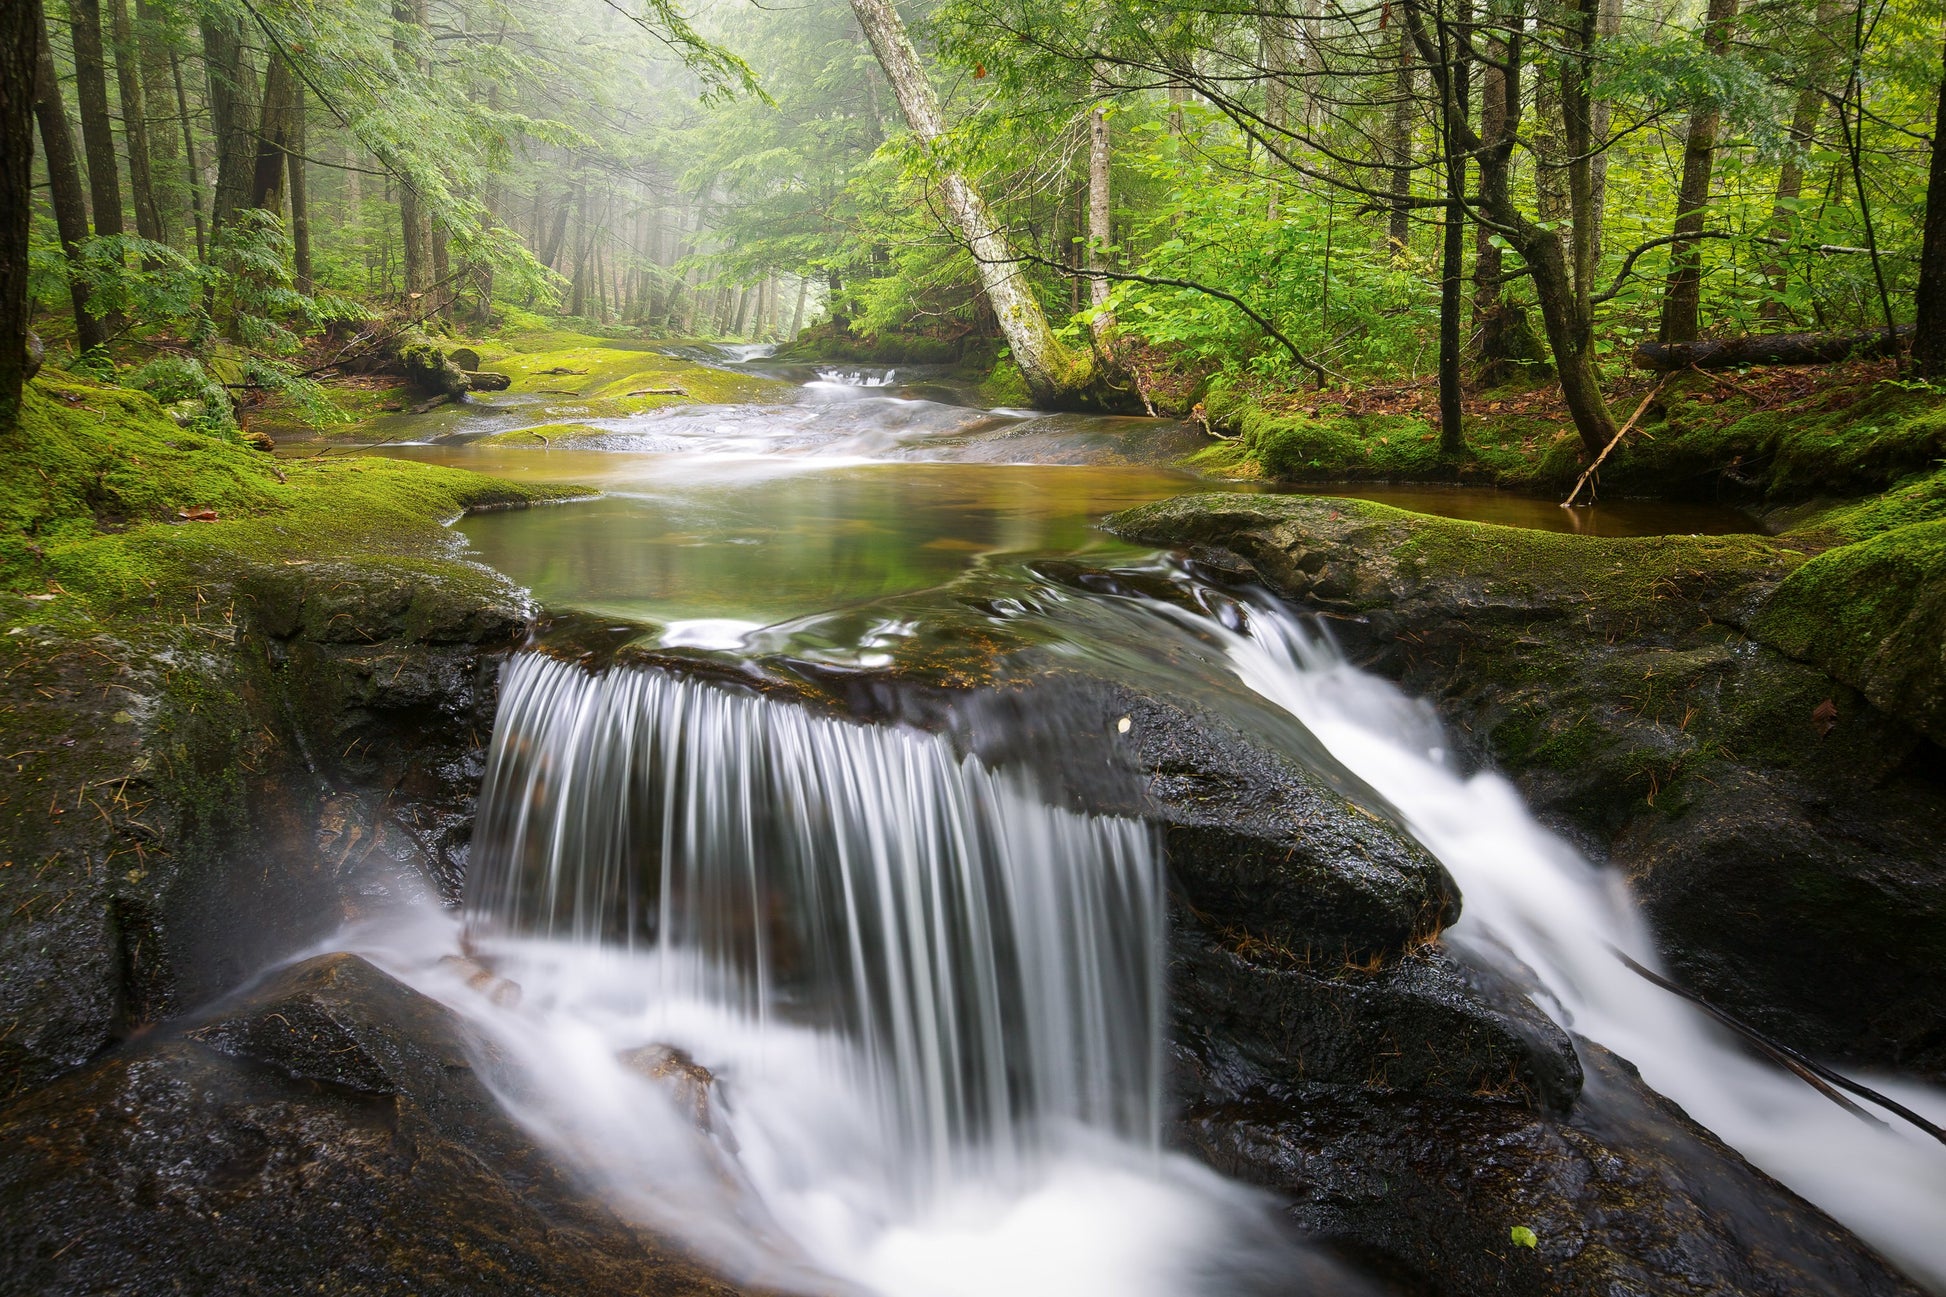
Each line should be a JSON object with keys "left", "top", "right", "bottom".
{"left": 1387, "top": 33, "right": 1414, "bottom": 254}
{"left": 3, "top": 0, "right": 40, "bottom": 431}
{"left": 68, "top": 0, "right": 124, "bottom": 238}
{"left": 789, "top": 274, "right": 809, "bottom": 338}
{"left": 1087, "top": 68, "right": 1113, "bottom": 322}
{"left": 168, "top": 50, "right": 205, "bottom": 260}
{"left": 135, "top": 0, "right": 176, "bottom": 244}
{"left": 1585, "top": 0, "right": 1622, "bottom": 257}
{"left": 1430, "top": 0, "right": 1471, "bottom": 453}
{"left": 1658, "top": 0, "right": 1739, "bottom": 344}
{"left": 34, "top": 16, "right": 107, "bottom": 353}
{"left": 1261, "top": 10, "right": 1298, "bottom": 135}
{"left": 1760, "top": 0, "right": 1838, "bottom": 322}
{"left": 1913, "top": 31, "right": 1946, "bottom": 379}
{"left": 201, "top": 12, "right": 258, "bottom": 236}
{"left": 393, "top": 0, "right": 433, "bottom": 301}
{"left": 248, "top": 55, "right": 295, "bottom": 213}
{"left": 105, "top": 0, "right": 162, "bottom": 245}
{"left": 847, "top": 0, "right": 1103, "bottom": 407}
{"left": 288, "top": 80, "right": 312, "bottom": 292}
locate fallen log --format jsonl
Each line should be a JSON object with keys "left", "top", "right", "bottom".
{"left": 467, "top": 371, "right": 512, "bottom": 392}
{"left": 625, "top": 386, "right": 686, "bottom": 397}
{"left": 1633, "top": 325, "right": 1910, "bottom": 371}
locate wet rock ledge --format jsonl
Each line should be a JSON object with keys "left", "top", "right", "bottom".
{"left": 1105, "top": 492, "right": 1946, "bottom": 1081}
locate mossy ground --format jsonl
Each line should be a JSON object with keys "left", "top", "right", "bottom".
{"left": 3, "top": 372, "right": 585, "bottom": 630}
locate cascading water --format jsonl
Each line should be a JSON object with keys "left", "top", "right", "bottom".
{"left": 1167, "top": 590, "right": 1946, "bottom": 1292}
{"left": 344, "top": 652, "right": 1320, "bottom": 1297}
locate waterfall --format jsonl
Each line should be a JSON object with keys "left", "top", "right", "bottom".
{"left": 466, "top": 655, "right": 1164, "bottom": 1185}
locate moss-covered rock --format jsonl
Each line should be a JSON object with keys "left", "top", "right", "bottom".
{"left": 1106, "top": 493, "right": 1946, "bottom": 1078}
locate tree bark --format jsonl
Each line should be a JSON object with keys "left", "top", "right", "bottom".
{"left": 201, "top": 12, "right": 259, "bottom": 236}
{"left": 1434, "top": 0, "right": 1470, "bottom": 453}
{"left": 1658, "top": 0, "right": 1739, "bottom": 344}
{"left": 68, "top": 0, "right": 124, "bottom": 238}
{"left": 789, "top": 274, "right": 809, "bottom": 338}
{"left": 34, "top": 16, "right": 107, "bottom": 353}
{"left": 135, "top": 0, "right": 175, "bottom": 245}
{"left": 1637, "top": 327, "right": 1910, "bottom": 371}
{"left": 847, "top": 0, "right": 1103, "bottom": 408}
{"left": 288, "top": 79, "right": 312, "bottom": 292}
{"left": 1087, "top": 68, "right": 1113, "bottom": 321}
{"left": 1387, "top": 32, "right": 1414, "bottom": 254}
{"left": 105, "top": 0, "right": 162, "bottom": 245}
{"left": 168, "top": 50, "right": 205, "bottom": 260}
{"left": 248, "top": 55, "right": 295, "bottom": 214}
{"left": 1585, "top": 0, "right": 1622, "bottom": 257}
{"left": 3, "top": 0, "right": 40, "bottom": 431}
{"left": 1913, "top": 31, "right": 1946, "bottom": 379}
{"left": 392, "top": 0, "right": 433, "bottom": 301}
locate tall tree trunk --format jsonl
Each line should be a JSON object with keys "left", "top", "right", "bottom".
{"left": 201, "top": 12, "right": 258, "bottom": 236}
{"left": 135, "top": 0, "right": 175, "bottom": 245}
{"left": 1658, "top": 0, "right": 1739, "bottom": 344}
{"left": 288, "top": 80, "right": 311, "bottom": 292}
{"left": 3, "top": 0, "right": 40, "bottom": 431}
{"left": 168, "top": 50, "right": 205, "bottom": 260}
{"left": 105, "top": 0, "right": 162, "bottom": 245}
{"left": 248, "top": 55, "right": 295, "bottom": 213}
{"left": 1387, "top": 32, "right": 1414, "bottom": 254}
{"left": 34, "top": 16, "right": 107, "bottom": 353}
{"left": 1087, "top": 68, "right": 1113, "bottom": 322}
{"left": 1585, "top": 0, "right": 1621, "bottom": 258}
{"left": 847, "top": 0, "right": 1102, "bottom": 407}
{"left": 392, "top": 0, "right": 433, "bottom": 300}
{"left": 1434, "top": 0, "right": 1471, "bottom": 453}
{"left": 68, "top": 0, "right": 124, "bottom": 238}
{"left": 1759, "top": 0, "right": 1838, "bottom": 322}
{"left": 1472, "top": 36, "right": 1505, "bottom": 328}
{"left": 789, "top": 274, "right": 809, "bottom": 338}
{"left": 1261, "top": 9, "right": 1297, "bottom": 135}
{"left": 1912, "top": 30, "right": 1946, "bottom": 379}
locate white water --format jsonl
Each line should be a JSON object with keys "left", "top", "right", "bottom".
{"left": 343, "top": 654, "right": 1312, "bottom": 1297}
{"left": 1199, "top": 596, "right": 1946, "bottom": 1291}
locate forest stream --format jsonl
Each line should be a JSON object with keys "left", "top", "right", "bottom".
{"left": 269, "top": 347, "right": 1944, "bottom": 1295}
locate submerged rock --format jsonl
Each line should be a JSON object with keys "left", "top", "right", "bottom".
{"left": 1107, "top": 493, "right": 1946, "bottom": 1081}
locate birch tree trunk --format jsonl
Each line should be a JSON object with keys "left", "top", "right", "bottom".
{"left": 847, "top": 0, "right": 1105, "bottom": 408}
{"left": 1087, "top": 68, "right": 1113, "bottom": 322}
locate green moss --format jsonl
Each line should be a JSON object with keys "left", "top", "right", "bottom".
{"left": 1751, "top": 519, "right": 1946, "bottom": 740}
{"left": 1792, "top": 466, "right": 1946, "bottom": 542}
{"left": 4, "top": 372, "right": 587, "bottom": 623}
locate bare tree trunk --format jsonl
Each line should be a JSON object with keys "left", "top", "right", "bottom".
{"left": 248, "top": 55, "right": 295, "bottom": 213}
{"left": 789, "top": 274, "right": 809, "bottom": 338}
{"left": 392, "top": 0, "right": 433, "bottom": 300}
{"left": 1387, "top": 33, "right": 1414, "bottom": 254}
{"left": 1658, "top": 0, "right": 1739, "bottom": 344}
{"left": 1760, "top": 0, "right": 1838, "bottom": 322}
{"left": 1585, "top": 0, "right": 1621, "bottom": 257}
{"left": 168, "top": 50, "right": 205, "bottom": 260}
{"left": 1912, "top": 30, "right": 1946, "bottom": 378}
{"left": 1087, "top": 68, "right": 1113, "bottom": 322}
{"left": 1433, "top": 0, "right": 1471, "bottom": 453}
{"left": 106, "top": 0, "right": 162, "bottom": 245}
{"left": 135, "top": 0, "right": 175, "bottom": 245}
{"left": 68, "top": 0, "right": 124, "bottom": 238}
{"left": 34, "top": 16, "right": 107, "bottom": 353}
{"left": 201, "top": 12, "right": 258, "bottom": 236}
{"left": 288, "top": 80, "right": 311, "bottom": 292}
{"left": 3, "top": 0, "right": 40, "bottom": 430}
{"left": 847, "top": 0, "right": 1103, "bottom": 407}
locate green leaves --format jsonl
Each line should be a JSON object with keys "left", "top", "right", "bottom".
{"left": 1510, "top": 1226, "right": 1539, "bottom": 1249}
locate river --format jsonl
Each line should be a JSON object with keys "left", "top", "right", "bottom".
{"left": 320, "top": 345, "right": 1945, "bottom": 1295}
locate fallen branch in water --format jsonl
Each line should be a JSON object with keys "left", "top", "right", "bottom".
{"left": 1612, "top": 946, "right": 1946, "bottom": 1145}
{"left": 626, "top": 387, "right": 687, "bottom": 396}
{"left": 1563, "top": 377, "right": 1670, "bottom": 508}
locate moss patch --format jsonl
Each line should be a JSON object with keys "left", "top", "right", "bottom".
{"left": 3, "top": 373, "right": 587, "bottom": 624}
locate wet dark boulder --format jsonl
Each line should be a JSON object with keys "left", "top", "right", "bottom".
{"left": 1177, "top": 1046, "right": 1926, "bottom": 1297}
{"left": 0, "top": 953, "right": 757, "bottom": 1296}
{"left": 1107, "top": 494, "right": 1946, "bottom": 1080}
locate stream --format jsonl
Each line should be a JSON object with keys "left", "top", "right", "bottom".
{"left": 323, "top": 345, "right": 1945, "bottom": 1294}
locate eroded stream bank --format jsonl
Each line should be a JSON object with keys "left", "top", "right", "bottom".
{"left": 1, "top": 344, "right": 1941, "bottom": 1296}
